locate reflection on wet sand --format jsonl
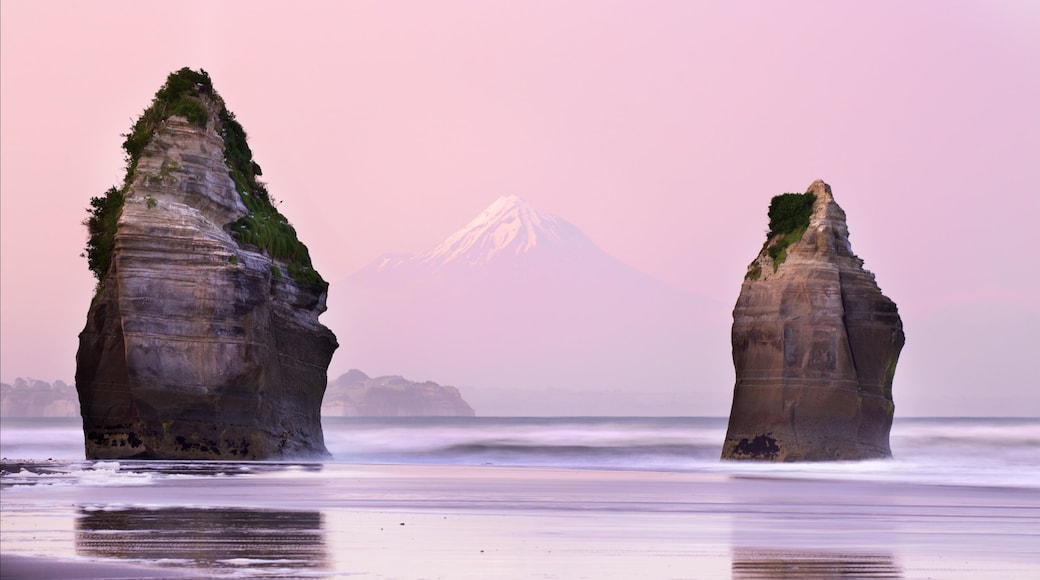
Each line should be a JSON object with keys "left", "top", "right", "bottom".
{"left": 0, "top": 459, "right": 325, "bottom": 489}
{"left": 732, "top": 550, "right": 902, "bottom": 579}
{"left": 76, "top": 508, "right": 327, "bottom": 574}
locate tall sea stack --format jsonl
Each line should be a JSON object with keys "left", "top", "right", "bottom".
{"left": 723, "top": 180, "right": 904, "bottom": 461}
{"left": 76, "top": 68, "right": 337, "bottom": 460}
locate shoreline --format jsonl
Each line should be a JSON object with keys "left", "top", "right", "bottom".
{"left": 4, "top": 416, "right": 1039, "bottom": 578}
{"left": 2, "top": 462, "right": 1038, "bottom": 578}
{"left": 0, "top": 554, "right": 191, "bottom": 579}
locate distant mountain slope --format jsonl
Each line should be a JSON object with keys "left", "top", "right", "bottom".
{"left": 417, "top": 194, "right": 600, "bottom": 268}
{"left": 325, "top": 196, "right": 731, "bottom": 416}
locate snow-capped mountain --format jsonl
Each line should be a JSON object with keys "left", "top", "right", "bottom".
{"left": 364, "top": 195, "right": 604, "bottom": 275}
{"left": 418, "top": 195, "right": 592, "bottom": 267}
{"left": 325, "top": 196, "right": 731, "bottom": 416}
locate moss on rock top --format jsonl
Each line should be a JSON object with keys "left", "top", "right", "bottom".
{"left": 765, "top": 191, "right": 816, "bottom": 271}
{"left": 83, "top": 67, "right": 325, "bottom": 289}
{"left": 745, "top": 191, "right": 816, "bottom": 280}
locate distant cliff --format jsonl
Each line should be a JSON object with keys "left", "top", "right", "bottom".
{"left": 323, "top": 370, "right": 475, "bottom": 417}
{"left": 1, "top": 379, "right": 78, "bottom": 417}
{"left": 76, "top": 68, "right": 337, "bottom": 460}
{"left": 722, "top": 180, "right": 904, "bottom": 461}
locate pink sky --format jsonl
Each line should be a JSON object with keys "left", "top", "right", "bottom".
{"left": 2, "top": 1, "right": 1038, "bottom": 415}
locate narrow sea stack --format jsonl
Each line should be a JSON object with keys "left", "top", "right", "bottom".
{"left": 76, "top": 68, "right": 337, "bottom": 459}
{"left": 722, "top": 180, "right": 904, "bottom": 461}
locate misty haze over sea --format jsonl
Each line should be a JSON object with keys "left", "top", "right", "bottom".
{"left": 4, "top": 417, "right": 1038, "bottom": 490}
{"left": 328, "top": 195, "right": 733, "bottom": 416}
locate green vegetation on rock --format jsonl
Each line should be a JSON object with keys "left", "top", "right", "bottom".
{"left": 83, "top": 186, "right": 124, "bottom": 285}
{"left": 763, "top": 192, "right": 816, "bottom": 272}
{"left": 121, "top": 68, "right": 213, "bottom": 182}
{"left": 745, "top": 262, "right": 762, "bottom": 281}
{"left": 83, "top": 67, "right": 326, "bottom": 290}
{"left": 883, "top": 353, "right": 900, "bottom": 399}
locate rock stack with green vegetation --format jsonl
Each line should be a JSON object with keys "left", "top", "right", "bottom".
{"left": 744, "top": 191, "right": 816, "bottom": 280}
{"left": 76, "top": 68, "right": 337, "bottom": 460}
{"left": 723, "top": 180, "right": 904, "bottom": 461}
{"left": 85, "top": 68, "right": 324, "bottom": 289}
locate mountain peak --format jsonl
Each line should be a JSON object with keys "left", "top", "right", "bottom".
{"left": 419, "top": 196, "right": 576, "bottom": 267}
{"left": 467, "top": 195, "right": 538, "bottom": 230}
{"left": 487, "top": 194, "right": 524, "bottom": 210}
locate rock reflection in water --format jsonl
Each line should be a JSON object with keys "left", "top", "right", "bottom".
{"left": 732, "top": 550, "right": 902, "bottom": 579}
{"left": 76, "top": 508, "right": 327, "bottom": 573}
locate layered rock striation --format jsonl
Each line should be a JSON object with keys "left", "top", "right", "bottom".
{"left": 76, "top": 69, "right": 337, "bottom": 460}
{"left": 722, "top": 180, "right": 904, "bottom": 461}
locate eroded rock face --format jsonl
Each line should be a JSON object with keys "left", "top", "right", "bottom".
{"left": 76, "top": 89, "right": 336, "bottom": 460}
{"left": 722, "top": 180, "right": 904, "bottom": 461}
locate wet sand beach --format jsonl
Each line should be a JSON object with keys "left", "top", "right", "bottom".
{"left": 0, "top": 554, "right": 191, "bottom": 579}
{"left": 2, "top": 462, "right": 1038, "bottom": 578}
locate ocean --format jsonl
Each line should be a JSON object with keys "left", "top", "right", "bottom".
{"left": 2, "top": 417, "right": 1039, "bottom": 578}
{"left": 4, "top": 416, "right": 1039, "bottom": 488}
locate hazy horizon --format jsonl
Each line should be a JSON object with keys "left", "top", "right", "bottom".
{"left": 2, "top": 1, "right": 1038, "bottom": 417}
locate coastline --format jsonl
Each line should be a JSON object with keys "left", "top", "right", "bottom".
{"left": 0, "top": 554, "right": 191, "bottom": 580}
{"left": 3, "top": 462, "right": 1038, "bottom": 578}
